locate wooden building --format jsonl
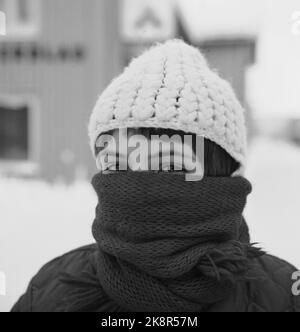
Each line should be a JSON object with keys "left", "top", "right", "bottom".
{"left": 121, "top": 0, "right": 257, "bottom": 140}
{"left": 0, "top": 0, "right": 257, "bottom": 183}
{"left": 0, "top": 0, "right": 122, "bottom": 183}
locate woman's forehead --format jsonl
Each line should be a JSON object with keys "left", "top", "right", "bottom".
{"left": 98, "top": 128, "right": 197, "bottom": 139}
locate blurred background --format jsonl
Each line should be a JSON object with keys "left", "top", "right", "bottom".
{"left": 0, "top": 0, "right": 300, "bottom": 311}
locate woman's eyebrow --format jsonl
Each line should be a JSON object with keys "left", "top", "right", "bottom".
{"left": 99, "top": 149, "right": 127, "bottom": 161}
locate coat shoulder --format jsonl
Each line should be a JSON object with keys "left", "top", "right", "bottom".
{"left": 11, "top": 244, "right": 98, "bottom": 312}
{"left": 31, "top": 244, "right": 98, "bottom": 288}
{"left": 11, "top": 246, "right": 300, "bottom": 312}
{"left": 248, "top": 254, "right": 300, "bottom": 312}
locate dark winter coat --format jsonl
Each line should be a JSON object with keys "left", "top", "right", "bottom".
{"left": 11, "top": 244, "right": 300, "bottom": 312}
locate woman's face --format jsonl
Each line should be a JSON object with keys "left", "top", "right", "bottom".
{"left": 95, "top": 128, "right": 204, "bottom": 177}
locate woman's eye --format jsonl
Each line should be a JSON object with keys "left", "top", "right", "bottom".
{"left": 107, "top": 162, "right": 119, "bottom": 171}
{"left": 101, "top": 161, "right": 120, "bottom": 172}
{"left": 161, "top": 164, "right": 184, "bottom": 172}
{"left": 107, "top": 164, "right": 117, "bottom": 171}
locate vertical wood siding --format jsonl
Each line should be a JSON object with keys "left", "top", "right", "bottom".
{"left": 0, "top": 0, "right": 122, "bottom": 183}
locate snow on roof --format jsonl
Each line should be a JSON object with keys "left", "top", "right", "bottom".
{"left": 176, "top": 0, "right": 266, "bottom": 42}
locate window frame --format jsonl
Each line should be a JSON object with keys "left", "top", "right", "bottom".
{"left": 0, "top": 0, "right": 41, "bottom": 40}
{"left": 0, "top": 94, "right": 40, "bottom": 176}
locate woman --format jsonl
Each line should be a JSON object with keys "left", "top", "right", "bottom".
{"left": 11, "top": 39, "right": 300, "bottom": 312}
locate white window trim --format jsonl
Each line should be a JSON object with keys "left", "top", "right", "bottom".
{"left": 0, "top": 94, "right": 40, "bottom": 176}
{"left": 0, "top": 0, "right": 41, "bottom": 40}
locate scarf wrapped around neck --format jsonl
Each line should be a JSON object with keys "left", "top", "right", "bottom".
{"left": 85, "top": 172, "right": 264, "bottom": 312}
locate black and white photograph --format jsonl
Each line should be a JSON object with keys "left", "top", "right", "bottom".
{"left": 1, "top": 0, "right": 300, "bottom": 314}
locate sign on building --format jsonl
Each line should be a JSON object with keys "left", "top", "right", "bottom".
{"left": 120, "top": 0, "right": 176, "bottom": 43}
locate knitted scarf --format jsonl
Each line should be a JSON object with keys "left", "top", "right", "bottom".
{"left": 88, "top": 172, "right": 264, "bottom": 312}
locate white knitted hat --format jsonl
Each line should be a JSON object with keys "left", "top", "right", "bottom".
{"left": 88, "top": 39, "right": 247, "bottom": 174}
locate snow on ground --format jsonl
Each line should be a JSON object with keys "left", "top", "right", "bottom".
{"left": 0, "top": 178, "right": 96, "bottom": 312}
{"left": 245, "top": 137, "right": 300, "bottom": 270}
{"left": 1, "top": 136, "right": 300, "bottom": 311}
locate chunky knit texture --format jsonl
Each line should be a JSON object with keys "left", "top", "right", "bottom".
{"left": 88, "top": 39, "right": 248, "bottom": 174}
{"left": 91, "top": 172, "right": 264, "bottom": 312}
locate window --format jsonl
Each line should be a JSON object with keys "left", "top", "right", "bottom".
{"left": 0, "top": 103, "right": 28, "bottom": 160}
{"left": 0, "top": 0, "right": 40, "bottom": 39}
{"left": 0, "top": 96, "right": 40, "bottom": 175}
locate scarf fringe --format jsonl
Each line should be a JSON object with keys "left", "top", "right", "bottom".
{"left": 197, "top": 241, "right": 265, "bottom": 284}
{"left": 57, "top": 241, "right": 265, "bottom": 312}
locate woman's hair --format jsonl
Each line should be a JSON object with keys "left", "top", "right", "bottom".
{"left": 96, "top": 128, "right": 239, "bottom": 177}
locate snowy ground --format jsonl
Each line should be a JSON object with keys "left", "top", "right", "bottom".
{"left": 1, "top": 136, "right": 300, "bottom": 312}
{"left": 245, "top": 137, "right": 300, "bottom": 270}
{"left": 0, "top": 178, "right": 97, "bottom": 312}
